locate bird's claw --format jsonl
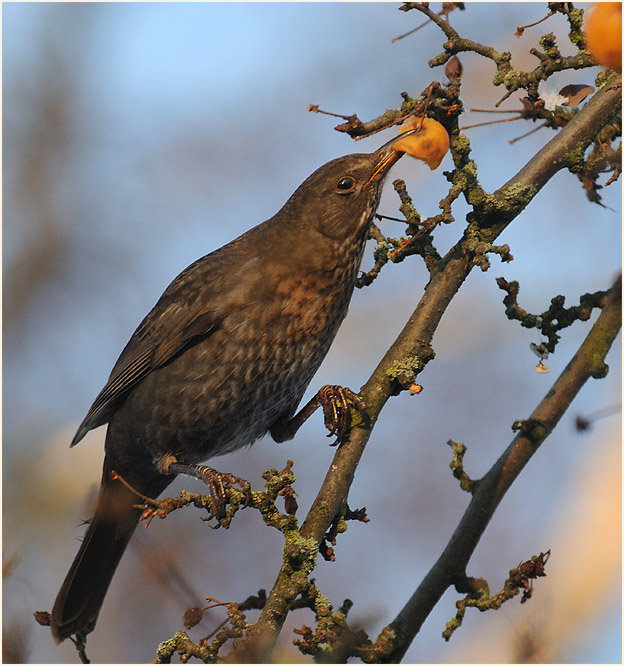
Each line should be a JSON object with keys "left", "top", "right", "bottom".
{"left": 167, "top": 462, "right": 252, "bottom": 519}
{"left": 317, "top": 384, "right": 367, "bottom": 446}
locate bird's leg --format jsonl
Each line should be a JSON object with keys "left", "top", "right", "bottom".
{"left": 271, "top": 385, "right": 367, "bottom": 446}
{"left": 68, "top": 632, "right": 89, "bottom": 664}
{"left": 160, "top": 459, "right": 252, "bottom": 518}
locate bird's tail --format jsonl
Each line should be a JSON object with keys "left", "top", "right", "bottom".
{"left": 51, "top": 457, "right": 171, "bottom": 643}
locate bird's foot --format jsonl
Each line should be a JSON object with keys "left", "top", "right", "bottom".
{"left": 166, "top": 461, "right": 252, "bottom": 518}
{"left": 271, "top": 384, "right": 367, "bottom": 446}
{"left": 70, "top": 632, "right": 90, "bottom": 664}
{"left": 318, "top": 385, "right": 367, "bottom": 446}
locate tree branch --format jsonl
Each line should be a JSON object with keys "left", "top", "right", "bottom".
{"left": 382, "top": 273, "right": 621, "bottom": 662}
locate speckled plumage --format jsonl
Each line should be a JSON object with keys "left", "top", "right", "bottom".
{"left": 51, "top": 146, "right": 402, "bottom": 645}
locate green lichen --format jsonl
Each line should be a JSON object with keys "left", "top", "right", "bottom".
{"left": 565, "top": 143, "right": 589, "bottom": 174}
{"left": 595, "top": 69, "right": 619, "bottom": 88}
{"left": 385, "top": 356, "right": 423, "bottom": 386}
{"left": 567, "top": 8, "right": 586, "bottom": 47}
{"left": 282, "top": 533, "right": 319, "bottom": 573}
{"left": 363, "top": 625, "right": 401, "bottom": 663}
{"left": 496, "top": 182, "right": 537, "bottom": 215}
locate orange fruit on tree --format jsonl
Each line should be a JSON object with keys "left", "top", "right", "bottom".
{"left": 585, "top": 2, "right": 622, "bottom": 71}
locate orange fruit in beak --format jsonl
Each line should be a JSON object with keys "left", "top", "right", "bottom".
{"left": 392, "top": 117, "right": 450, "bottom": 170}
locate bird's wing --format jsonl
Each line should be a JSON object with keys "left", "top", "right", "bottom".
{"left": 70, "top": 303, "right": 221, "bottom": 447}
{"left": 69, "top": 247, "right": 250, "bottom": 447}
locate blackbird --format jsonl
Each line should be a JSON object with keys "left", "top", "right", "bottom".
{"left": 50, "top": 137, "right": 407, "bottom": 649}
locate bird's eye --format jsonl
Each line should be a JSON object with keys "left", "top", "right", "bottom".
{"left": 336, "top": 176, "right": 356, "bottom": 194}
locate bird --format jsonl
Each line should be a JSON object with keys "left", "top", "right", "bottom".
{"left": 50, "top": 136, "right": 407, "bottom": 651}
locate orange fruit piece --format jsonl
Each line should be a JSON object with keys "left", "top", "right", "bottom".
{"left": 392, "top": 117, "right": 450, "bottom": 170}
{"left": 585, "top": 2, "right": 622, "bottom": 71}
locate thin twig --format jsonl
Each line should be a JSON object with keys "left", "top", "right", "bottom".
{"left": 460, "top": 116, "right": 522, "bottom": 130}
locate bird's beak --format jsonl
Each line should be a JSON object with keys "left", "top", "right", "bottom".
{"left": 363, "top": 128, "right": 419, "bottom": 189}
{"left": 363, "top": 147, "right": 403, "bottom": 189}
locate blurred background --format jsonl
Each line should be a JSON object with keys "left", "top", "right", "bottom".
{"left": 3, "top": 3, "right": 621, "bottom": 663}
